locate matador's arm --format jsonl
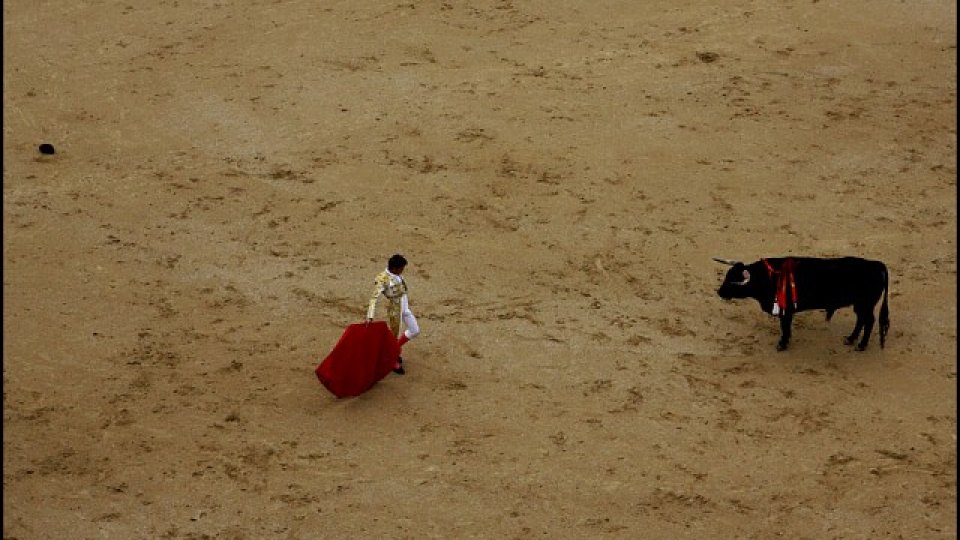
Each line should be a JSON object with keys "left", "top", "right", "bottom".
{"left": 366, "top": 276, "right": 385, "bottom": 320}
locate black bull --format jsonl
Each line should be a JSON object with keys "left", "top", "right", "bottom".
{"left": 715, "top": 257, "right": 890, "bottom": 351}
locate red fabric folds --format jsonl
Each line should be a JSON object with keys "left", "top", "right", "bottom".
{"left": 315, "top": 321, "right": 400, "bottom": 398}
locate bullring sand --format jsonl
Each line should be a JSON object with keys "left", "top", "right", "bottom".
{"left": 3, "top": 1, "right": 956, "bottom": 538}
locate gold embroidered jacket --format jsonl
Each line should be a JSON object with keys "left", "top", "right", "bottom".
{"left": 366, "top": 270, "right": 409, "bottom": 320}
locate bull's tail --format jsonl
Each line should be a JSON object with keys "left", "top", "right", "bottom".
{"left": 879, "top": 264, "right": 890, "bottom": 348}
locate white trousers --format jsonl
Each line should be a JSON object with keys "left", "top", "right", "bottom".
{"left": 401, "top": 310, "right": 420, "bottom": 340}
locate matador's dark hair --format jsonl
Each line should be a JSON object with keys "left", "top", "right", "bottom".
{"left": 388, "top": 254, "right": 408, "bottom": 270}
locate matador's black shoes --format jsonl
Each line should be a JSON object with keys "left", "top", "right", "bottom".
{"left": 393, "top": 356, "right": 405, "bottom": 375}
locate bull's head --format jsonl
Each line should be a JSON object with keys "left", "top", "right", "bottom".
{"left": 714, "top": 257, "right": 754, "bottom": 300}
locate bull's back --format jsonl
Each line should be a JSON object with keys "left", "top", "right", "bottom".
{"left": 789, "top": 257, "right": 887, "bottom": 311}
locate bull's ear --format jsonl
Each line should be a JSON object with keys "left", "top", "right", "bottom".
{"left": 730, "top": 268, "right": 751, "bottom": 285}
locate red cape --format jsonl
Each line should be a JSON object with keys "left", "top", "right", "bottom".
{"left": 315, "top": 321, "right": 400, "bottom": 398}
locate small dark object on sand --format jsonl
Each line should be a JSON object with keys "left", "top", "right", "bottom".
{"left": 696, "top": 51, "right": 719, "bottom": 63}
{"left": 39, "top": 143, "right": 55, "bottom": 155}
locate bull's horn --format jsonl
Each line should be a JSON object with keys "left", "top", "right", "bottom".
{"left": 712, "top": 257, "right": 739, "bottom": 266}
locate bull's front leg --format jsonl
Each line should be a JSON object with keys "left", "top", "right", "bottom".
{"left": 776, "top": 312, "right": 793, "bottom": 351}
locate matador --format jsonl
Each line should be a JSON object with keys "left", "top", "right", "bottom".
{"left": 366, "top": 254, "right": 420, "bottom": 374}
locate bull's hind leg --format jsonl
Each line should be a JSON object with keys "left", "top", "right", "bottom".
{"left": 845, "top": 318, "right": 864, "bottom": 347}
{"left": 856, "top": 311, "right": 876, "bottom": 351}
{"left": 847, "top": 306, "right": 876, "bottom": 351}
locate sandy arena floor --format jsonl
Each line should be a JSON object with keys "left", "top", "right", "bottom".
{"left": 3, "top": 1, "right": 957, "bottom": 538}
